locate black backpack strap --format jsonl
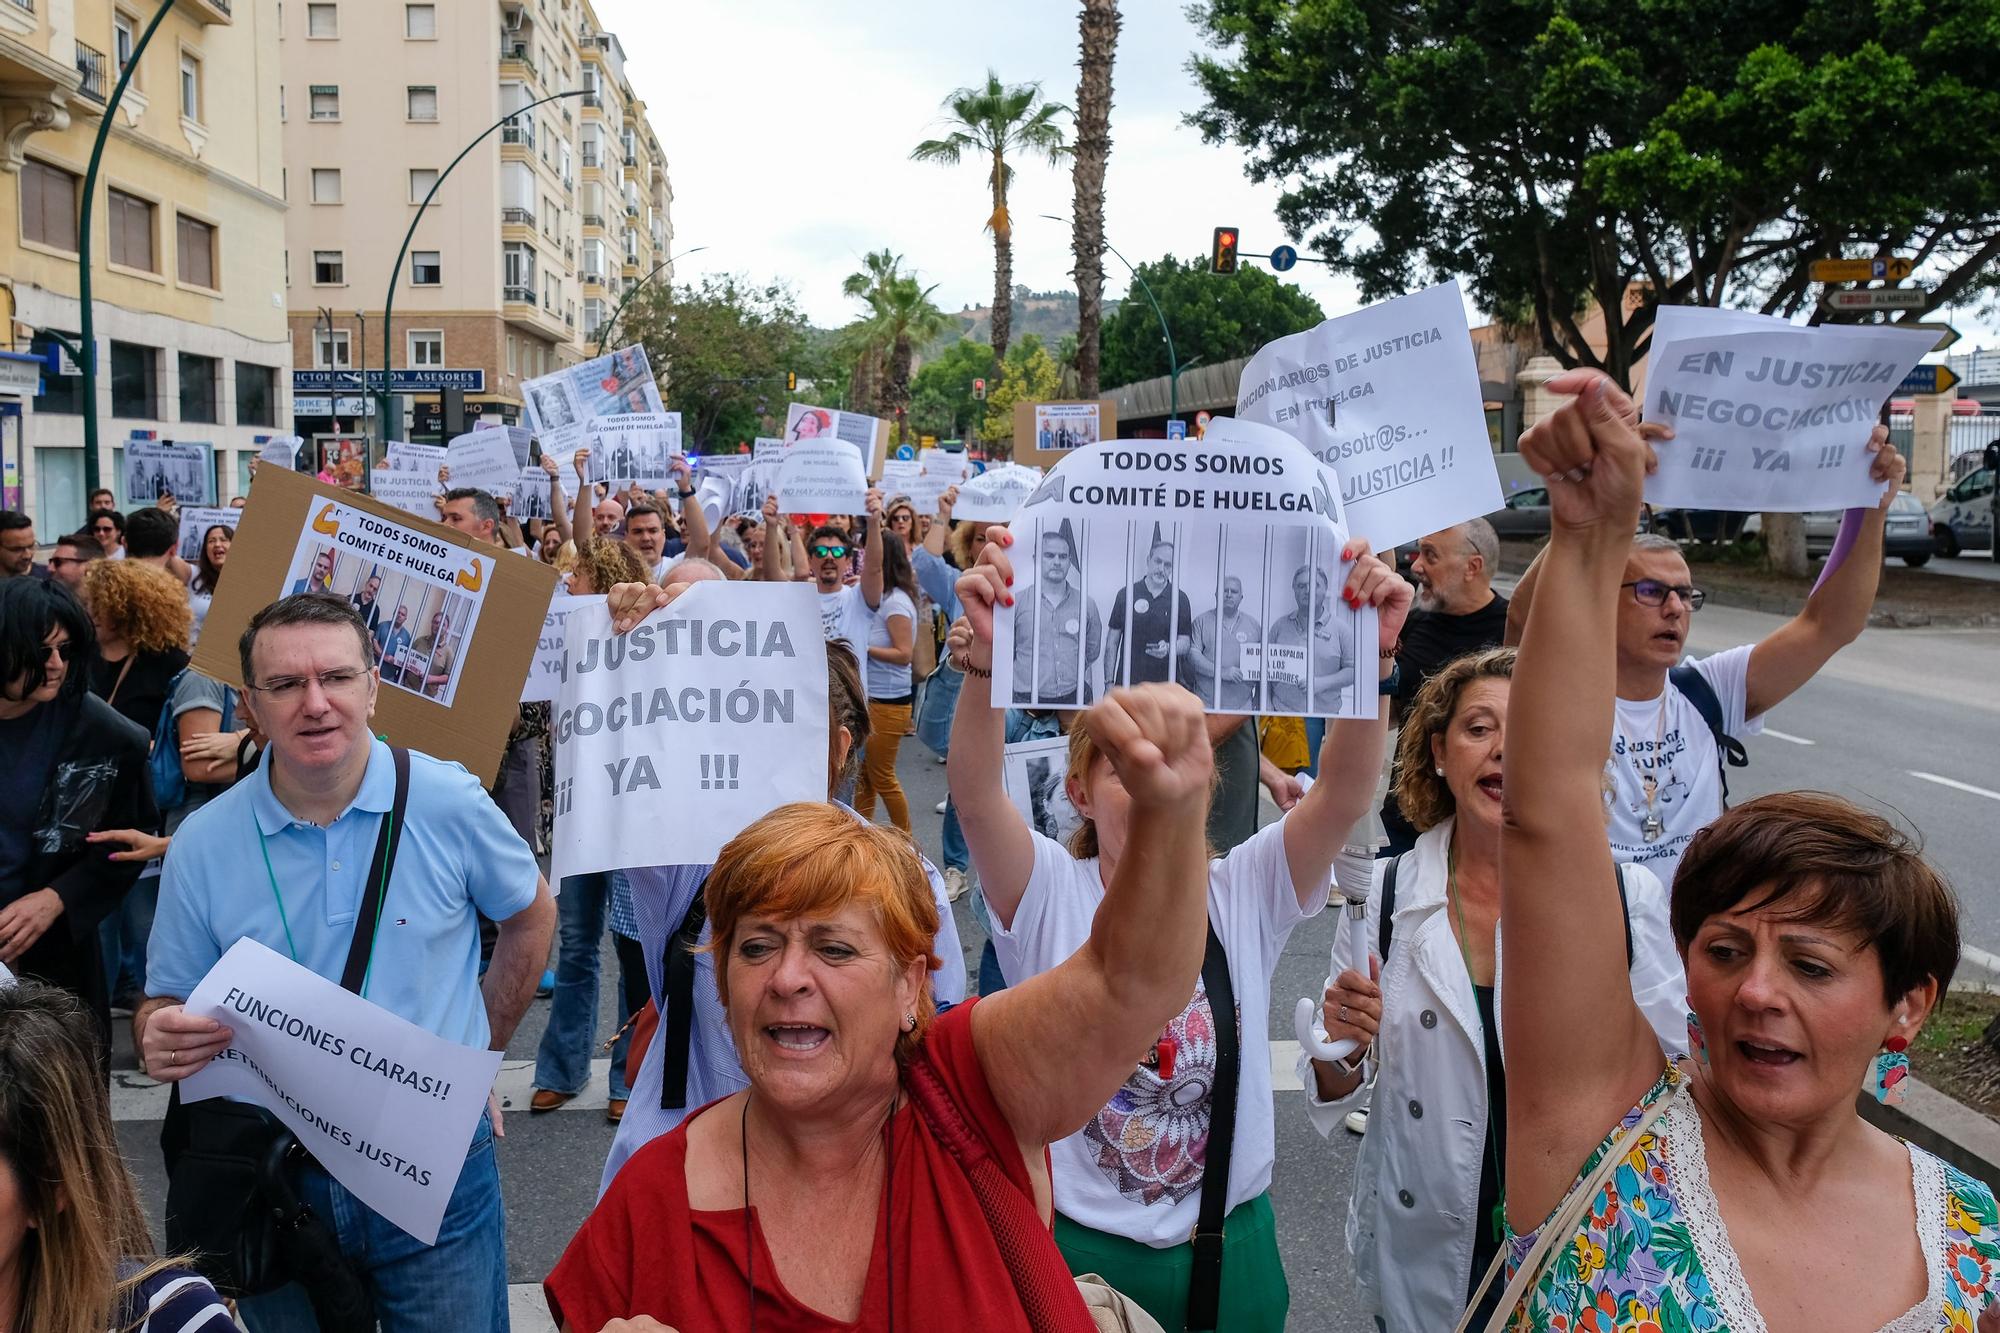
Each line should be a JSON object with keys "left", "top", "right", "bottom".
{"left": 1615, "top": 863, "right": 1634, "bottom": 969}
{"left": 1186, "top": 922, "right": 1239, "bottom": 1332}
{"left": 657, "top": 883, "right": 710, "bottom": 1111}
{"left": 339, "top": 746, "right": 410, "bottom": 994}
{"left": 1668, "top": 664, "right": 1749, "bottom": 800}
{"left": 1376, "top": 852, "right": 1404, "bottom": 963}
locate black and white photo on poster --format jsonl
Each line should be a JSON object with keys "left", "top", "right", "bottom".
{"left": 384, "top": 441, "right": 446, "bottom": 474}
{"left": 124, "top": 440, "right": 212, "bottom": 507}
{"left": 175, "top": 507, "right": 240, "bottom": 563}
{"left": 511, "top": 465, "right": 554, "bottom": 521}
{"left": 522, "top": 344, "right": 664, "bottom": 458}
{"left": 1001, "top": 735, "right": 1084, "bottom": 847}
{"left": 582, "top": 412, "right": 681, "bottom": 489}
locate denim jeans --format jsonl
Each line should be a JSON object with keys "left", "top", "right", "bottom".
{"left": 940, "top": 796, "right": 969, "bottom": 873}
{"left": 535, "top": 872, "right": 641, "bottom": 1101}
{"left": 1303, "top": 717, "right": 1327, "bottom": 779}
{"left": 98, "top": 873, "right": 157, "bottom": 1002}
{"left": 237, "top": 1116, "right": 505, "bottom": 1333}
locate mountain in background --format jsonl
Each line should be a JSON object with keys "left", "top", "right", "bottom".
{"left": 941, "top": 285, "right": 1121, "bottom": 353}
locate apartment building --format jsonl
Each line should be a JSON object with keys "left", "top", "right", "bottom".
{"left": 282, "top": 0, "right": 672, "bottom": 452}
{"left": 1, "top": 0, "right": 289, "bottom": 531}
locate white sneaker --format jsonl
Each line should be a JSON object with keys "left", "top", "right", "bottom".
{"left": 942, "top": 867, "right": 968, "bottom": 902}
{"left": 1344, "top": 1108, "right": 1369, "bottom": 1135}
{"left": 935, "top": 798, "right": 948, "bottom": 814}
{"left": 936, "top": 753, "right": 948, "bottom": 764}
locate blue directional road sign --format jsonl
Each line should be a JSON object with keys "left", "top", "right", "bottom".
{"left": 1268, "top": 245, "right": 1297, "bottom": 272}
{"left": 1166, "top": 419, "right": 1188, "bottom": 441}
{"left": 895, "top": 444, "right": 915, "bottom": 460}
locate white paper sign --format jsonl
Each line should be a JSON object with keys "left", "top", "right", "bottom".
{"left": 257, "top": 435, "right": 304, "bottom": 469}
{"left": 785, "top": 403, "right": 880, "bottom": 460}
{"left": 511, "top": 465, "right": 555, "bottom": 522}
{"left": 583, "top": 412, "right": 681, "bottom": 489}
{"left": 551, "top": 584, "right": 831, "bottom": 879}
{"left": 753, "top": 437, "right": 786, "bottom": 463}
{"left": 180, "top": 939, "right": 503, "bottom": 1246}
{"left": 1640, "top": 306, "right": 1934, "bottom": 512}
{"left": 384, "top": 441, "right": 446, "bottom": 475}
{"left": 369, "top": 469, "right": 439, "bottom": 519}
{"left": 0, "top": 959, "right": 16, "bottom": 987}
{"left": 1236, "top": 280, "right": 1499, "bottom": 548}
{"left": 521, "top": 591, "right": 600, "bottom": 704}
{"left": 522, "top": 344, "right": 665, "bottom": 458}
{"left": 952, "top": 463, "right": 1043, "bottom": 523}
{"left": 125, "top": 440, "right": 213, "bottom": 507}
{"left": 175, "top": 506, "right": 240, "bottom": 563}
{"left": 775, "top": 439, "right": 868, "bottom": 515}
{"left": 992, "top": 419, "right": 1379, "bottom": 718}
{"left": 444, "top": 430, "right": 521, "bottom": 499}
{"left": 910, "top": 449, "right": 974, "bottom": 515}
{"left": 878, "top": 458, "right": 922, "bottom": 496}
{"left": 1002, "top": 735, "right": 1083, "bottom": 845}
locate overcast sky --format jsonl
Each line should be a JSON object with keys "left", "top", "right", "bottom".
{"left": 596, "top": 0, "right": 1993, "bottom": 360}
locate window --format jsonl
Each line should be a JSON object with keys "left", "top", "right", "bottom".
{"left": 503, "top": 240, "right": 534, "bottom": 298}
{"left": 408, "top": 331, "right": 442, "bottom": 367}
{"left": 236, "top": 363, "right": 277, "bottom": 427}
{"left": 178, "top": 352, "right": 218, "bottom": 423}
{"left": 107, "top": 188, "right": 155, "bottom": 271}
{"left": 113, "top": 12, "right": 136, "bottom": 75}
{"left": 315, "top": 330, "right": 350, "bottom": 369}
{"left": 176, "top": 214, "right": 216, "bottom": 288}
{"left": 29, "top": 331, "right": 82, "bottom": 415}
{"left": 411, "top": 250, "right": 440, "bottom": 285}
{"left": 110, "top": 342, "right": 157, "bottom": 419}
{"left": 406, "top": 85, "right": 436, "bottom": 121}
{"left": 405, "top": 4, "right": 435, "bottom": 38}
{"left": 313, "top": 249, "right": 343, "bottom": 284}
{"left": 309, "top": 85, "right": 338, "bottom": 120}
{"left": 20, "top": 159, "right": 78, "bottom": 252}
{"left": 506, "top": 334, "right": 518, "bottom": 375}
{"left": 179, "top": 52, "right": 200, "bottom": 120}
{"left": 409, "top": 168, "right": 437, "bottom": 202}
{"left": 305, "top": 3, "right": 336, "bottom": 36}
{"left": 310, "top": 167, "right": 340, "bottom": 203}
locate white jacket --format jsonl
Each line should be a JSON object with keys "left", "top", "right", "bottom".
{"left": 1297, "top": 820, "right": 1688, "bottom": 1333}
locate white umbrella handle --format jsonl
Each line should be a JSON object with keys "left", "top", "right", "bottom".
{"left": 1294, "top": 894, "right": 1372, "bottom": 1062}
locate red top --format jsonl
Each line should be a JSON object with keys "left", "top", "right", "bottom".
{"left": 544, "top": 999, "right": 1042, "bottom": 1333}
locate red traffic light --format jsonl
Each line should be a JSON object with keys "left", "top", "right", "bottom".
{"left": 1211, "top": 226, "right": 1240, "bottom": 274}
{"left": 973, "top": 377, "right": 987, "bottom": 400}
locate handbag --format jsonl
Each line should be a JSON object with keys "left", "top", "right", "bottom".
{"left": 161, "top": 746, "right": 410, "bottom": 1306}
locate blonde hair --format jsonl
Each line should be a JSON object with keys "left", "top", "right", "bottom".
{"left": 1393, "top": 646, "right": 1516, "bottom": 832}
{"left": 82, "top": 558, "right": 191, "bottom": 653}
{"left": 568, "top": 535, "right": 651, "bottom": 596}
{"left": 1061, "top": 724, "right": 1219, "bottom": 861}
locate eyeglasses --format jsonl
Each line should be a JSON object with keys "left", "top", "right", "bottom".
{"left": 247, "top": 667, "right": 370, "bottom": 702}
{"left": 91, "top": 525, "right": 117, "bottom": 536}
{"left": 42, "top": 639, "right": 74, "bottom": 662}
{"left": 47, "top": 556, "right": 87, "bottom": 568}
{"left": 810, "top": 544, "right": 848, "bottom": 559}
{"left": 1622, "top": 579, "right": 1705, "bottom": 611}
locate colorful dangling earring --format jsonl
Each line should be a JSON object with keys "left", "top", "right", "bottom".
{"left": 1867, "top": 1036, "right": 1911, "bottom": 1105}
{"left": 1684, "top": 999, "right": 1708, "bottom": 1066}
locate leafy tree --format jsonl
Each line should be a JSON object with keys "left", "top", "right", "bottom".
{"left": 1098, "top": 255, "right": 1325, "bottom": 388}
{"left": 912, "top": 71, "right": 1070, "bottom": 364}
{"left": 1070, "top": 0, "right": 1123, "bottom": 397}
{"left": 842, "top": 251, "right": 953, "bottom": 444}
{"left": 620, "top": 275, "right": 813, "bottom": 449}
{"left": 981, "top": 334, "right": 1064, "bottom": 452}
{"left": 1189, "top": 0, "right": 2000, "bottom": 389}
{"left": 910, "top": 337, "right": 995, "bottom": 441}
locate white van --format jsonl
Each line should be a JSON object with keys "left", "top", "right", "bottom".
{"left": 1930, "top": 467, "right": 1994, "bottom": 556}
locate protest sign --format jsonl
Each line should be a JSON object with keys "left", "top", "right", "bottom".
{"left": 0, "top": 960, "right": 12, "bottom": 987}
{"left": 737, "top": 463, "right": 778, "bottom": 520}
{"left": 582, "top": 412, "right": 681, "bottom": 489}
{"left": 753, "top": 436, "right": 786, "bottom": 463}
{"left": 193, "top": 466, "right": 554, "bottom": 784}
{"left": 444, "top": 429, "right": 521, "bottom": 499}
{"left": 256, "top": 435, "right": 304, "bottom": 470}
{"left": 991, "top": 418, "right": 1378, "bottom": 719}
{"left": 175, "top": 506, "right": 240, "bottom": 563}
{"left": 370, "top": 469, "right": 439, "bottom": 519}
{"left": 522, "top": 344, "right": 665, "bottom": 458}
{"left": 910, "top": 448, "right": 974, "bottom": 515}
{"left": 1003, "top": 735, "right": 1084, "bottom": 846}
{"left": 522, "top": 591, "right": 601, "bottom": 704}
{"left": 512, "top": 465, "right": 555, "bottom": 521}
{"left": 551, "top": 583, "right": 830, "bottom": 879}
{"left": 951, "top": 462, "right": 1043, "bottom": 523}
{"left": 180, "top": 939, "right": 502, "bottom": 1246}
{"left": 124, "top": 439, "right": 212, "bottom": 507}
{"left": 878, "top": 457, "right": 922, "bottom": 496}
{"left": 1640, "top": 306, "right": 1936, "bottom": 512}
{"left": 384, "top": 441, "right": 446, "bottom": 475}
{"left": 785, "top": 403, "right": 886, "bottom": 470}
{"left": 1013, "top": 399, "right": 1118, "bottom": 471}
{"left": 775, "top": 439, "right": 868, "bottom": 516}
{"left": 693, "top": 474, "right": 733, "bottom": 529}
{"left": 1235, "top": 280, "right": 1498, "bottom": 549}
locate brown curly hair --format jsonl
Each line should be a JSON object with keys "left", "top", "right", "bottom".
{"left": 567, "top": 535, "right": 652, "bottom": 595}
{"left": 1393, "top": 646, "right": 1516, "bottom": 833}
{"left": 82, "top": 558, "right": 191, "bottom": 654}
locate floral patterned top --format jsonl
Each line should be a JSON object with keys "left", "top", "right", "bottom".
{"left": 1504, "top": 1070, "right": 2000, "bottom": 1332}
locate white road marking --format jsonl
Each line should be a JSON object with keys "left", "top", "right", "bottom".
{"left": 511, "top": 1285, "right": 556, "bottom": 1333}
{"left": 1761, "top": 728, "right": 1816, "bottom": 746}
{"left": 1909, "top": 771, "right": 2000, "bottom": 803}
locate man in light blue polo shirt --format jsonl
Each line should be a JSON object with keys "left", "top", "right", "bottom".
{"left": 136, "top": 593, "right": 555, "bottom": 1333}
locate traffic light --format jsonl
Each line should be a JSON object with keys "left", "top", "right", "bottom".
{"left": 785, "top": 370, "right": 797, "bottom": 391}
{"left": 1211, "top": 226, "right": 1240, "bottom": 274}
{"left": 972, "top": 377, "right": 987, "bottom": 400}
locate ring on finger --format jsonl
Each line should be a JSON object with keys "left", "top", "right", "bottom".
{"left": 1564, "top": 466, "right": 1590, "bottom": 482}
{"left": 171, "top": 1047, "right": 181, "bottom": 1065}
{"left": 1337, "top": 1004, "right": 1349, "bottom": 1024}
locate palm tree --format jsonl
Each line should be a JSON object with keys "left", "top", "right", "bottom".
{"left": 1071, "top": 0, "right": 1121, "bottom": 398}
{"left": 845, "top": 255, "right": 953, "bottom": 445}
{"left": 912, "top": 72, "right": 1069, "bottom": 366}
{"left": 841, "top": 249, "right": 906, "bottom": 415}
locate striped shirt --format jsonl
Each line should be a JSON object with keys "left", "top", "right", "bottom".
{"left": 113, "top": 1263, "right": 234, "bottom": 1333}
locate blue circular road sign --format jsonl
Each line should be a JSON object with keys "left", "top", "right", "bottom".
{"left": 1269, "top": 245, "right": 1298, "bottom": 272}
{"left": 895, "top": 444, "right": 915, "bottom": 460}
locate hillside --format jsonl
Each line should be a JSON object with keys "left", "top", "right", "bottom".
{"left": 947, "top": 286, "right": 1122, "bottom": 348}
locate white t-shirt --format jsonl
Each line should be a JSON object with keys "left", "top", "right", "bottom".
{"left": 648, "top": 553, "right": 684, "bottom": 582}
{"left": 989, "top": 819, "right": 1324, "bottom": 1247}
{"left": 1607, "top": 643, "right": 1765, "bottom": 888}
{"left": 863, "top": 588, "right": 916, "bottom": 700}
{"left": 187, "top": 578, "right": 212, "bottom": 647}
{"left": 818, "top": 585, "right": 876, "bottom": 699}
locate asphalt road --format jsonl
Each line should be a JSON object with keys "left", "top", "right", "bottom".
{"left": 112, "top": 595, "right": 1999, "bottom": 1330}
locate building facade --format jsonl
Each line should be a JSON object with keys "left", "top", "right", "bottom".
{"left": 281, "top": 0, "right": 672, "bottom": 456}
{"left": 1, "top": 0, "right": 290, "bottom": 533}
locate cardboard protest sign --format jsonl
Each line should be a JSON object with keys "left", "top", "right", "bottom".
{"left": 175, "top": 506, "right": 240, "bottom": 563}
{"left": 1003, "top": 735, "right": 1084, "bottom": 846}
{"left": 522, "top": 591, "right": 600, "bottom": 704}
{"left": 180, "top": 939, "right": 503, "bottom": 1246}
{"left": 124, "top": 438, "right": 213, "bottom": 507}
{"left": 1013, "top": 400, "right": 1118, "bottom": 471}
{"left": 551, "top": 583, "right": 830, "bottom": 879}
{"left": 582, "top": 412, "right": 681, "bottom": 489}
{"left": 443, "top": 429, "right": 520, "bottom": 499}
{"left": 522, "top": 344, "right": 665, "bottom": 458}
{"left": 1640, "top": 306, "right": 1935, "bottom": 512}
{"left": 992, "top": 418, "right": 1379, "bottom": 719}
{"left": 952, "top": 463, "right": 1043, "bottom": 523}
{"left": 775, "top": 439, "right": 868, "bottom": 516}
{"left": 191, "top": 466, "right": 555, "bottom": 784}
{"left": 785, "top": 403, "right": 887, "bottom": 470}
{"left": 370, "top": 469, "right": 439, "bottom": 520}
{"left": 1236, "top": 280, "right": 1498, "bottom": 549}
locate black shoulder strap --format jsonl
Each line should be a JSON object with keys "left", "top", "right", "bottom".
{"left": 1186, "top": 922, "right": 1239, "bottom": 1332}
{"left": 1615, "top": 863, "right": 1634, "bottom": 969}
{"left": 339, "top": 746, "right": 410, "bottom": 994}
{"left": 1377, "top": 853, "right": 1404, "bottom": 963}
{"left": 1668, "top": 664, "right": 1749, "bottom": 799}
{"left": 658, "top": 883, "right": 711, "bottom": 1111}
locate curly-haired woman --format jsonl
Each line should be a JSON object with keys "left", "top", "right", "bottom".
{"left": 81, "top": 558, "right": 190, "bottom": 732}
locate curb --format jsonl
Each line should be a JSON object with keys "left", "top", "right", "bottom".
{"left": 1862, "top": 1081, "right": 2000, "bottom": 1191}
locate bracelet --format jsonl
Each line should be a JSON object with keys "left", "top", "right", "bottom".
{"left": 950, "top": 652, "right": 991, "bottom": 678}
{"left": 1378, "top": 642, "right": 1399, "bottom": 659}
{"left": 676, "top": 488, "right": 696, "bottom": 499}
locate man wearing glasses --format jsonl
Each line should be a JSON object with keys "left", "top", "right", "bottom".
{"left": 1508, "top": 423, "right": 1907, "bottom": 885}
{"left": 137, "top": 593, "right": 555, "bottom": 1330}
{"left": 764, "top": 490, "right": 886, "bottom": 702}
{"left": 89, "top": 510, "right": 126, "bottom": 560}
{"left": 45, "top": 532, "right": 104, "bottom": 594}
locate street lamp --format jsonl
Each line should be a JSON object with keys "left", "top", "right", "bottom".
{"left": 375, "top": 89, "right": 589, "bottom": 447}
{"left": 1043, "top": 214, "right": 1182, "bottom": 419}
{"left": 595, "top": 245, "right": 708, "bottom": 357}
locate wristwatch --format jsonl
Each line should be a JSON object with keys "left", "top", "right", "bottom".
{"left": 676, "top": 487, "right": 696, "bottom": 499}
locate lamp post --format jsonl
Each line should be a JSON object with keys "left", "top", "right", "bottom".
{"left": 375, "top": 90, "right": 589, "bottom": 445}
{"left": 1043, "top": 214, "right": 1181, "bottom": 419}
{"left": 595, "top": 245, "right": 708, "bottom": 357}
{"left": 75, "top": 0, "right": 177, "bottom": 503}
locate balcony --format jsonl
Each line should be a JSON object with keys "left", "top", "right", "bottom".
{"left": 581, "top": 212, "right": 605, "bottom": 229}
{"left": 581, "top": 270, "right": 603, "bottom": 287}
{"left": 504, "top": 284, "right": 535, "bottom": 304}
{"left": 73, "top": 43, "right": 107, "bottom": 104}
{"left": 499, "top": 43, "right": 536, "bottom": 78}
{"left": 581, "top": 147, "right": 599, "bottom": 168}
{"left": 501, "top": 205, "right": 536, "bottom": 227}
{"left": 625, "top": 203, "right": 637, "bottom": 217}
{"left": 579, "top": 92, "right": 600, "bottom": 109}
{"left": 177, "top": 0, "right": 232, "bottom": 23}
{"left": 500, "top": 120, "right": 535, "bottom": 149}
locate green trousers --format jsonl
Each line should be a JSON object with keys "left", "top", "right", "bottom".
{"left": 1053, "top": 1193, "right": 1288, "bottom": 1333}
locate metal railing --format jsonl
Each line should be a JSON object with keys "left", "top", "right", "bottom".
{"left": 75, "top": 43, "right": 107, "bottom": 102}
{"left": 500, "top": 43, "right": 535, "bottom": 77}
{"left": 501, "top": 205, "right": 535, "bottom": 226}
{"left": 500, "top": 121, "right": 535, "bottom": 148}
{"left": 6, "top": 0, "right": 34, "bottom": 13}
{"left": 580, "top": 92, "right": 600, "bottom": 108}
{"left": 504, "top": 283, "right": 535, "bottom": 303}
{"left": 581, "top": 146, "right": 599, "bottom": 166}
{"left": 581, "top": 212, "right": 605, "bottom": 228}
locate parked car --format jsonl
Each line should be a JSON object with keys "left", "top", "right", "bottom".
{"left": 1740, "top": 491, "right": 1936, "bottom": 566}
{"left": 1488, "top": 484, "right": 1553, "bottom": 538}
{"left": 1930, "top": 467, "right": 1994, "bottom": 557}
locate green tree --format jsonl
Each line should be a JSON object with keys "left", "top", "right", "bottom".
{"left": 1189, "top": 0, "right": 2000, "bottom": 389}
{"left": 620, "top": 274, "right": 813, "bottom": 448}
{"left": 981, "top": 334, "right": 1064, "bottom": 452}
{"left": 842, "top": 250, "right": 953, "bottom": 444}
{"left": 912, "top": 71, "right": 1070, "bottom": 365}
{"left": 910, "top": 337, "right": 995, "bottom": 441}
{"left": 1098, "top": 255, "right": 1325, "bottom": 388}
